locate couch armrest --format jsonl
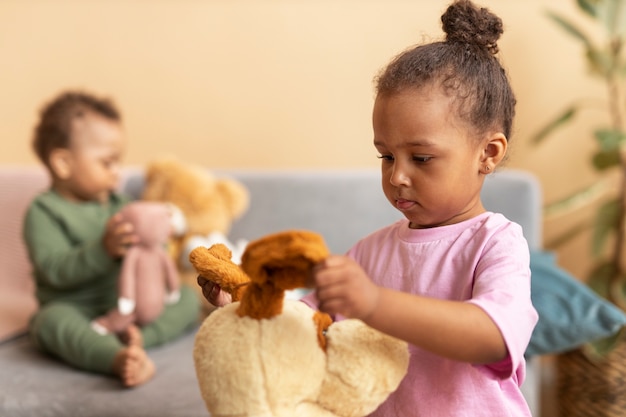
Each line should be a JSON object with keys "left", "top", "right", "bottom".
{"left": 0, "top": 166, "right": 46, "bottom": 342}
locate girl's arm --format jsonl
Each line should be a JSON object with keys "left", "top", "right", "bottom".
{"left": 314, "top": 255, "right": 507, "bottom": 364}
{"left": 366, "top": 287, "right": 506, "bottom": 364}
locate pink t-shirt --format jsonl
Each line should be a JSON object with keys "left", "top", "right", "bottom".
{"left": 315, "top": 212, "right": 538, "bottom": 417}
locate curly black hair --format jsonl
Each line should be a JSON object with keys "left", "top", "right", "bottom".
{"left": 32, "top": 90, "right": 121, "bottom": 168}
{"left": 375, "top": 0, "right": 515, "bottom": 141}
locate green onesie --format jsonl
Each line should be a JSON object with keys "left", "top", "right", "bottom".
{"left": 23, "top": 189, "right": 199, "bottom": 374}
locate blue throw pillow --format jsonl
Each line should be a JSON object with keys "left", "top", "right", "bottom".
{"left": 526, "top": 250, "right": 626, "bottom": 357}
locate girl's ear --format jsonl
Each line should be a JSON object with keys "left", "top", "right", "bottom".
{"left": 479, "top": 133, "right": 507, "bottom": 174}
{"left": 49, "top": 149, "right": 73, "bottom": 179}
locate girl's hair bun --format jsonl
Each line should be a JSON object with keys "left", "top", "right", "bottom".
{"left": 441, "top": 0, "right": 503, "bottom": 55}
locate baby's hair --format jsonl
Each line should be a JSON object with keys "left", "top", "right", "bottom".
{"left": 375, "top": 0, "right": 515, "bottom": 141}
{"left": 32, "top": 90, "right": 121, "bottom": 168}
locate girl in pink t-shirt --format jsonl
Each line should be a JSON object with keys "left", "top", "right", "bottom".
{"left": 198, "top": 0, "right": 538, "bottom": 415}
{"left": 311, "top": 0, "right": 538, "bottom": 415}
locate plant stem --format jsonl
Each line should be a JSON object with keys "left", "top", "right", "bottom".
{"left": 607, "top": 35, "right": 626, "bottom": 308}
{"left": 610, "top": 166, "right": 626, "bottom": 308}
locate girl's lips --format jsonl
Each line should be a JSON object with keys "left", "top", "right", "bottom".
{"left": 396, "top": 198, "right": 416, "bottom": 210}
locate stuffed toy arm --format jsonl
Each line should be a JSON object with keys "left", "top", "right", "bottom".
{"left": 161, "top": 246, "right": 181, "bottom": 305}
{"left": 167, "top": 203, "right": 187, "bottom": 238}
{"left": 117, "top": 247, "right": 140, "bottom": 314}
{"left": 118, "top": 297, "right": 136, "bottom": 315}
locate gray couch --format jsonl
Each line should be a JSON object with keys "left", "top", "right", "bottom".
{"left": 0, "top": 167, "right": 542, "bottom": 417}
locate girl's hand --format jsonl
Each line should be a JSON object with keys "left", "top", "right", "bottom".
{"left": 313, "top": 255, "right": 381, "bottom": 320}
{"left": 103, "top": 213, "right": 137, "bottom": 258}
{"left": 197, "top": 276, "right": 232, "bottom": 307}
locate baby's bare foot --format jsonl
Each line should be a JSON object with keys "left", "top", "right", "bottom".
{"left": 120, "top": 324, "right": 143, "bottom": 347}
{"left": 112, "top": 345, "right": 155, "bottom": 388}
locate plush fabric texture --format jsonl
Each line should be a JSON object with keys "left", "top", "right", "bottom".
{"left": 189, "top": 244, "right": 250, "bottom": 301}
{"left": 319, "top": 319, "right": 412, "bottom": 417}
{"left": 527, "top": 250, "right": 626, "bottom": 357}
{"left": 190, "top": 230, "right": 409, "bottom": 417}
{"left": 193, "top": 301, "right": 409, "bottom": 417}
{"left": 238, "top": 231, "right": 329, "bottom": 319}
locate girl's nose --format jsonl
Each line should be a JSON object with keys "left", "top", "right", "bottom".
{"left": 390, "top": 163, "right": 410, "bottom": 186}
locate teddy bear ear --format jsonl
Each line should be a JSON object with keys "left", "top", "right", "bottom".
{"left": 240, "top": 230, "right": 329, "bottom": 290}
{"left": 216, "top": 179, "right": 250, "bottom": 219}
{"left": 141, "top": 159, "right": 173, "bottom": 201}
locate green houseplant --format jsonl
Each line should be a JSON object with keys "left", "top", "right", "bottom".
{"left": 534, "top": 0, "right": 626, "bottom": 349}
{"left": 532, "top": 0, "right": 626, "bottom": 414}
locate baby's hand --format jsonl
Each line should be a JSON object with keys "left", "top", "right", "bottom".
{"left": 313, "top": 255, "right": 380, "bottom": 320}
{"left": 103, "top": 212, "right": 137, "bottom": 258}
{"left": 197, "top": 276, "right": 232, "bottom": 307}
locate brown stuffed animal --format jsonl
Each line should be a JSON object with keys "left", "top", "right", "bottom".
{"left": 91, "top": 201, "right": 180, "bottom": 335}
{"left": 141, "top": 157, "right": 250, "bottom": 312}
{"left": 189, "top": 230, "right": 409, "bottom": 417}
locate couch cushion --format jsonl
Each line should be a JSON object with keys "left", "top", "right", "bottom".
{"left": 0, "top": 330, "right": 207, "bottom": 417}
{"left": 526, "top": 250, "right": 626, "bottom": 356}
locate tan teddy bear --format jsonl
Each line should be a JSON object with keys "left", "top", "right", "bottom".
{"left": 141, "top": 157, "right": 250, "bottom": 311}
{"left": 189, "top": 230, "right": 410, "bottom": 417}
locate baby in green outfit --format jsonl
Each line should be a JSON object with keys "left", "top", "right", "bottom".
{"left": 23, "top": 90, "right": 199, "bottom": 387}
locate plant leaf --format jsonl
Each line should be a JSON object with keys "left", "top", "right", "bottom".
{"left": 588, "top": 258, "right": 626, "bottom": 308}
{"left": 546, "top": 10, "right": 593, "bottom": 49}
{"left": 595, "top": 0, "right": 626, "bottom": 38}
{"left": 583, "top": 328, "right": 626, "bottom": 361}
{"left": 576, "top": 0, "right": 599, "bottom": 18}
{"left": 547, "top": 9, "right": 614, "bottom": 78}
{"left": 544, "top": 220, "right": 591, "bottom": 249}
{"left": 594, "top": 128, "right": 626, "bottom": 151}
{"left": 586, "top": 47, "right": 615, "bottom": 77}
{"left": 544, "top": 180, "right": 608, "bottom": 217}
{"left": 613, "top": 0, "right": 626, "bottom": 38}
{"left": 610, "top": 275, "right": 626, "bottom": 309}
{"left": 591, "top": 127, "right": 625, "bottom": 170}
{"left": 592, "top": 198, "right": 621, "bottom": 256}
{"left": 592, "top": 148, "right": 622, "bottom": 170}
{"left": 530, "top": 107, "right": 578, "bottom": 145}
{"left": 583, "top": 262, "right": 626, "bottom": 360}
{"left": 587, "top": 260, "right": 617, "bottom": 294}
{"left": 597, "top": 0, "right": 620, "bottom": 36}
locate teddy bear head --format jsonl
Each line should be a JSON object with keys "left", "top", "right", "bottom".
{"left": 141, "top": 157, "right": 249, "bottom": 237}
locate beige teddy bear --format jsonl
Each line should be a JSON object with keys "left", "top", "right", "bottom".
{"left": 141, "top": 157, "right": 250, "bottom": 311}
{"left": 189, "top": 230, "right": 410, "bottom": 417}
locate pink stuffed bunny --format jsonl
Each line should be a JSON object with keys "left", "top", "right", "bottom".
{"left": 91, "top": 201, "right": 182, "bottom": 335}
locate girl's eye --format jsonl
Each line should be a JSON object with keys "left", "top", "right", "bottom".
{"left": 413, "top": 156, "right": 432, "bottom": 163}
{"left": 377, "top": 154, "right": 394, "bottom": 161}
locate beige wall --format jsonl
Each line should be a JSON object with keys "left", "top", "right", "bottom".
{"left": 0, "top": 0, "right": 603, "bottom": 278}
